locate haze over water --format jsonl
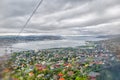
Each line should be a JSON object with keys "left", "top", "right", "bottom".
{"left": 0, "top": 36, "right": 107, "bottom": 56}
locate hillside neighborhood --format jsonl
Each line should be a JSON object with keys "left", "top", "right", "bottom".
{"left": 1, "top": 41, "right": 119, "bottom": 80}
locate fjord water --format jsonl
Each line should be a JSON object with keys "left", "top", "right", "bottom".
{"left": 0, "top": 36, "right": 107, "bottom": 56}
{"left": 0, "top": 40, "right": 85, "bottom": 56}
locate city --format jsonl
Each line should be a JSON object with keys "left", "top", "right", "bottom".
{"left": 1, "top": 41, "right": 119, "bottom": 80}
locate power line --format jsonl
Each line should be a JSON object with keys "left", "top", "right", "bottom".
{"left": 15, "top": 0, "right": 43, "bottom": 40}
{"left": 4, "top": 0, "right": 44, "bottom": 54}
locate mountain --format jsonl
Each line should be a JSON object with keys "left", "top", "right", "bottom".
{"left": 0, "top": 35, "right": 63, "bottom": 46}
{"left": 96, "top": 34, "right": 120, "bottom": 39}
{"left": 110, "top": 36, "right": 120, "bottom": 43}
{"left": 101, "top": 35, "right": 120, "bottom": 56}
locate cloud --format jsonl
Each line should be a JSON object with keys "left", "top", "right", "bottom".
{"left": 0, "top": 0, "right": 120, "bottom": 36}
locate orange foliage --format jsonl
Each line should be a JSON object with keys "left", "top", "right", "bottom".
{"left": 59, "top": 77, "right": 65, "bottom": 80}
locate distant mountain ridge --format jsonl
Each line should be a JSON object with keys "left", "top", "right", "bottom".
{"left": 0, "top": 35, "right": 63, "bottom": 46}
{"left": 96, "top": 34, "right": 120, "bottom": 39}
{"left": 0, "top": 35, "right": 63, "bottom": 41}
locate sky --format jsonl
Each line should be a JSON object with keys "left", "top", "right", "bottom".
{"left": 0, "top": 0, "right": 120, "bottom": 36}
